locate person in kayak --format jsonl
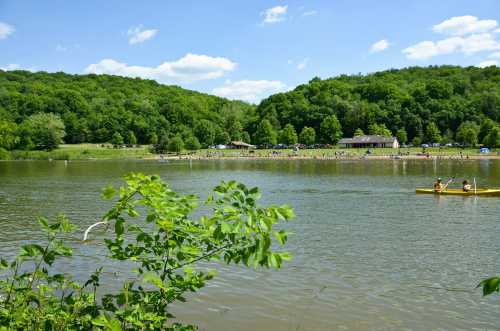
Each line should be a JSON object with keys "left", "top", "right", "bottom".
{"left": 434, "top": 178, "right": 443, "bottom": 192}
{"left": 462, "top": 180, "right": 472, "bottom": 192}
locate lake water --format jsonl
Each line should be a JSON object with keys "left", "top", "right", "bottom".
{"left": 0, "top": 159, "right": 499, "bottom": 330}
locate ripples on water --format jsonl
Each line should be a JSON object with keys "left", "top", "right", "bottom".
{"left": 0, "top": 159, "right": 499, "bottom": 330}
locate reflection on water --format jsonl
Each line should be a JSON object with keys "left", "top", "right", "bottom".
{"left": 1, "top": 159, "right": 500, "bottom": 330}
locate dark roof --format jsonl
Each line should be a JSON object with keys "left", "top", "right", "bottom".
{"left": 339, "top": 135, "right": 397, "bottom": 144}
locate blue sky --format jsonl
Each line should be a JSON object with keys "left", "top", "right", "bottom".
{"left": 1, "top": 0, "right": 500, "bottom": 103}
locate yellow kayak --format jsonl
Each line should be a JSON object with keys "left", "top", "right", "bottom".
{"left": 416, "top": 188, "right": 500, "bottom": 196}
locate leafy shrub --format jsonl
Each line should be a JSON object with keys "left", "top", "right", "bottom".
{"left": 0, "top": 173, "right": 294, "bottom": 330}
{"left": 0, "top": 148, "right": 11, "bottom": 160}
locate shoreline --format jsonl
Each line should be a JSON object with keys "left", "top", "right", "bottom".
{"left": 145, "top": 153, "right": 500, "bottom": 161}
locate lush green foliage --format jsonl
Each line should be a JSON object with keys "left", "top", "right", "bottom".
{"left": 299, "top": 127, "right": 316, "bottom": 145}
{"left": 0, "top": 71, "right": 255, "bottom": 151}
{"left": 2, "top": 66, "right": 500, "bottom": 150}
{"left": 256, "top": 66, "right": 500, "bottom": 145}
{"left": 254, "top": 119, "right": 277, "bottom": 146}
{"left": 0, "top": 173, "right": 294, "bottom": 330}
{"left": 18, "top": 113, "right": 66, "bottom": 150}
{"left": 278, "top": 124, "right": 298, "bottom": 145}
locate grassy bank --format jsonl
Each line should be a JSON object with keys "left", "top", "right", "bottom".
{"left": 1, "top": 144, "right": 498, "bottom": 161}
{"left": 184, "top": 147, "right": 497, "bottom": 159}
{"left": 5, "top": 144, "right": 153, "bottom": 160}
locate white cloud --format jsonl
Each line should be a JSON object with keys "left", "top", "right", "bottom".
{"left": 84, "top": 53, "right": 237, "bottom": 83}
{"left": 212, "top": 80, "right": 287, "bottom": 103}
{"left": 433, "top": 16, "right": 498, "bottom": 36}
{"left": 488, "top": 52, "right": 500, "bottom": 59}
{"left": 0, "top": 22, "right": 14, "bottom": 39}
{"left": 370, "top": 39, "right": 390, "bottom": 53}
{"left": 302, "top": 10, "right": 317, "bottom": 17}
{"left": 495, "top": 28, "right": 500, "bottom": 34}
{"left": 127, "top": 26, "right": 158, "bottom": 45}
{"left": 478, "top": 60, "right": 497, "bottom": 68}
{"left": 261, "top": 5, "right": 288, "bottom": 24}
{"left": 297, "top": 58, "right": 308, "bottom": 70}
{"left": 403, "top": 33, "right": 500, "bottom": 60}
{"left": 0, "top": 64, "right": 20, "bottom": 71}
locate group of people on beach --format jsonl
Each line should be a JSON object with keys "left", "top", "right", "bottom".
{"left": 433, "top": 178, "right": 473, "bottom": 192}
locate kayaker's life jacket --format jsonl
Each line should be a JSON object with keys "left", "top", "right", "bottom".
{"left": 434, "top": 182, "right": 443, "bottom": 191}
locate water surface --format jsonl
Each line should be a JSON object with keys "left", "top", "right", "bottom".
{"left": 0, "top": 159, "right": 499, "bottom": 330}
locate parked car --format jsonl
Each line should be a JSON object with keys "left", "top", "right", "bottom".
{"left": 421, "top": 144, "right": 430, "bottom": 148}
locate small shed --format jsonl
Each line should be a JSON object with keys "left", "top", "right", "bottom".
{"left": 338, "top": 135, "right": 399, "bottom": 148}
{"left": 227, "top": 141, "right": 256, "bottom": 149}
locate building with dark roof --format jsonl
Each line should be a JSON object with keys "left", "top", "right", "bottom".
{"left": 338, "top": 135, "right": 399, "bottom": 148}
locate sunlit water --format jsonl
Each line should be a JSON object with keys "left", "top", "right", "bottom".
{"left": 0, "top": 159, "right": 499, "bottom": 330}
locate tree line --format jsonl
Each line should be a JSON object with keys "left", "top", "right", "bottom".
{"left": 0, "top": 70, "right": 256, "bottom": 152}
{"left": 256, "top": 65, "right": 500, "bottom": 148}
{"left": 1, "top": 65, "right": 500, "bottom": 154}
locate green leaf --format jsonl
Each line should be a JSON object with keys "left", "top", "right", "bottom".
{"left": 101, "top": 184, "right": 116, "bottom": 200}
{"left": 20, "top": 244, "right": 44, "bottom": 257}
{"left": 115, "top": 219, "right": 125, "bottom": 237}
{"left": 37, "top": 217, "right": 49, "bottom": 230}
{"left": 478, "top": 277, "right": 500, "bottom": 296}
{"left": 221, "top": 222, "right": 232, "bottom": 234}
{"left": 0, "top": 258, "right": 8, "bottom": 269}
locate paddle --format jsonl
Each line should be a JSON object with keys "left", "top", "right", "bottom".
{"left": 440, "top": 177, "right": 455, "bottom": 192}
{"left": 474, "top": 177, "right": 477, "bottom": 194}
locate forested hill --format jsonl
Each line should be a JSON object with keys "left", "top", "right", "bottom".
{"left": 1, "top": 66, "right": 500, "bottom": 152}
{"left": 0, "top": 70, "right": 256, "bottom": 148}
{"left": 256, "top": 65, "right": 500, "bottom": 146}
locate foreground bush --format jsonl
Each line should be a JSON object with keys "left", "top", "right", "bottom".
{"left": 0, "top": 173, "right": 294, "bottom": 330}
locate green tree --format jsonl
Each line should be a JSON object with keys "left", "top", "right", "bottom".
{"left": 149, "top": 132, "right": 158, "bottom": 145}
{"left": 456, "top": 121, "right": 479, "bottom": 146}
{"left": 185, "top": 135, "right": 201, "bottom": 150}
{"left": 215, "top": 129, "right": 231, "bottom": 145}
{"left": 299, "top": 127, "right": 316, "bottom": 145}
{"left": 368, "top": 123, "right": 392, "bottom": 137}
{"left": 354, "top": 128, "right": 365, "bottom": 136}
{"left": 168, "top": 135, "right": 184, "bottom": 153}
{"left": 194, "top": 120, "right": 216, "bottom": 147}
{"left": 242, "top": 131, "right": 251, "bottom": 143}
{"left": 111, "top": 131, "right": 124, "bottom": 146}
{"left": 479, "top": 119, "right": 497, "bottom": 144}
{"left": 483, "top": 126, "right": 500, "bottom": 147}
{"left": 412, "top": 136, "right": 422, "bottom": 146}
{"left": 396, "top": 128, "right": 407, "bottom": 144}
{"left": 20, "top": 113, "right": 66, "bottom": 150}
{"left": 425, "top": 123, "right": 441, "bottom": 143}
{"left": 278, "top": 124, "right": 298, "bottom": 145}
{"left": 319, "top": 115, "right": 342, "bottom": 144}
{"left": 127, "top": 130, "right": 137, "bottom": 145}
{"left": 254, "top": 119, "right": 277, "bottom": 146}
{"left": 228, "top": 121, "right": 243, "bottom": 141}
{"left": 0, "top": 120, "right": 18, "bottom": 150}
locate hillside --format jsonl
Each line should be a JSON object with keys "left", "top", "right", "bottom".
{"left": 1, "top": 66, "right": 500, "bottom": 151}
{"left": 256, "top": 65, "right": 500, "bottom": 146}
{"left": 0, "top": 70, "right": 256, "bottom": 149}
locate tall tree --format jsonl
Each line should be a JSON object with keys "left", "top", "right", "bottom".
{"left": 20, "top": 113, "right": 66, "bottom": 150}
{"left": 278, "top": 124, "right": 298, "bottom": 145}
{"left": 396, "top": 128, "right": 407, "bottom": 144}
{"left": 456, "top": 121, "right": 479, "bottom": 147}
{"left": 353, "top": 128, "right": 364, "bottom": 137}
{"left": 254, "top": 119, "right": 277, "bottom": 146}
{"left": 425, "top": 123, "right": 441, "bottom": 143}
{"left": 319, "top": 115, "right": 342, "bottom": 144}
{"left": 299, "top": 127, "right": 316, "bottom": 145}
